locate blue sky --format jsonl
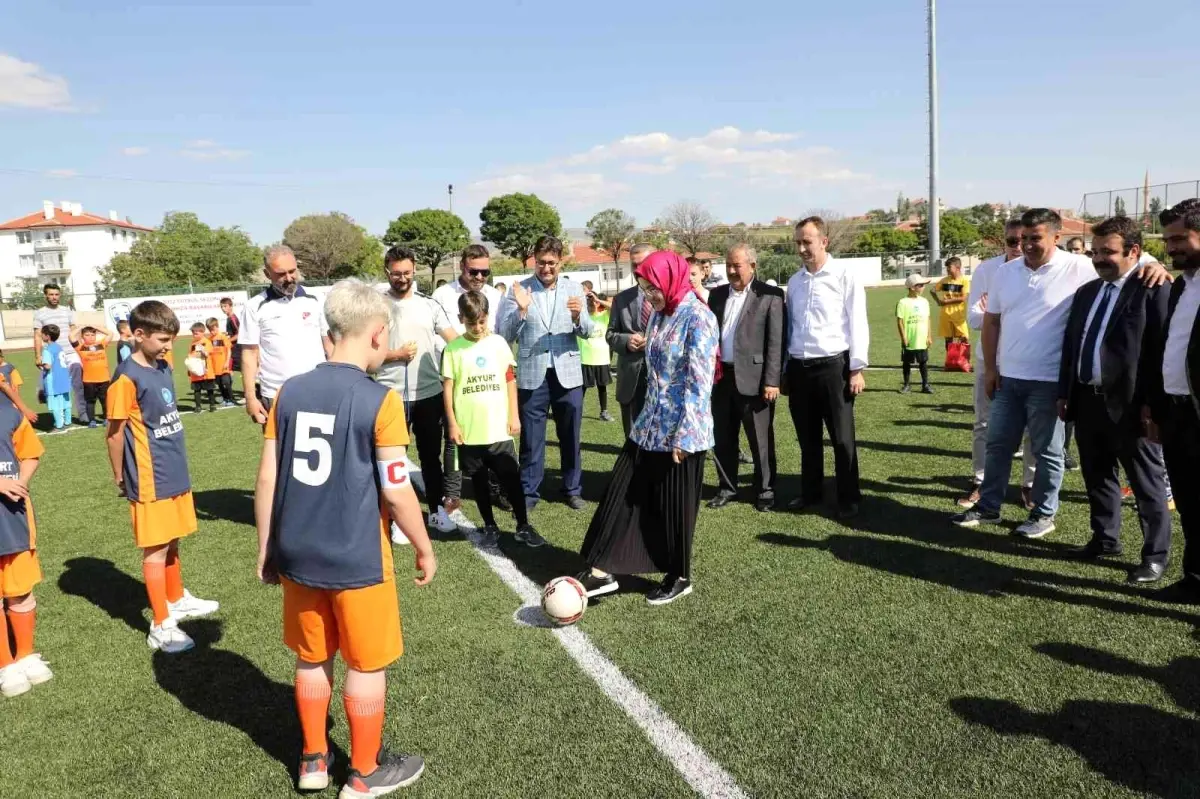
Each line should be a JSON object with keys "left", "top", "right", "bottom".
{"left": 2, "top": 0, "right": 1198, "bottom": 243}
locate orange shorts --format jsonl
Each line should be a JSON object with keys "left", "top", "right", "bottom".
{"left": 281, "top": 577, "right": 402, "bottom": 671}
{"left": 0, "top": 550, "right": 41, "bottom": 598}
{"left": 130, "top": 492, "right": 197, "bottom": 549}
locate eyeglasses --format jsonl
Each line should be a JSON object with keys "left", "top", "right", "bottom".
{"left": 636, "top": 279, "right": 663, "bottom": 296}
{"left": 1005, "top": 237, "right": 1021, "bottom": 247}
{"left": 467, "top": 268, "right": 491, "bottom": 278}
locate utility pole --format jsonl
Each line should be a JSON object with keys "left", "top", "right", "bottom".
{"left": 927, "top": 0, "right": 941, "bottom": 274}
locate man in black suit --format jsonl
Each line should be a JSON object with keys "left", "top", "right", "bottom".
{"left": 606, "top": 244, "right": 655, "bottom": 437}
{"left": 1056, "top": 216, "right": 1171, "bottom": 583}
{"left": 1150, "top": 199, "right": 1200, "bottom": 602}
{"left": 707, "top": 245, "right": 785, "bottom": 512}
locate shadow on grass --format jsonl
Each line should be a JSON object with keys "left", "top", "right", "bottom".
{"left": 152, "top": 618, "right": 348, "bottom": 786}
{"left": 892, "top": 418, "right": 972, "bottom": 431}
{"left": 857, "top": 439, "right": 962, "bottom": 459}
{"left": 58, "top": 556, "right": 151, "bottom": 634}
{"left": 1034, "top": 642, "right": 1200, "bottom": 716}
{"left": 949, "top": 695, "right": 1200, "bottom": 799}
{"left": 756, "top": 532, "right": 1198, "bottom": 624}
{"left": 193, "top": 488, "right": 255, "bottom": 526}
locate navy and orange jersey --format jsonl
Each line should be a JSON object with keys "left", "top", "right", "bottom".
{"left": 75, "top": 337, "right": 111, "bottom": 384}
{"left": 207, "top": 332, "right": 232, "bottom": 376}
{"left": 187, "top": 338, "right": 215, "bottom": 383}
{"left": 0, "top": 403, "right": 43, "bottom": 557}
{"left": 0, "top": 363, "right": 24, "bottom": 391}
{"left": 107, "top": 358, "right": 190, "bottom": 503}
{"left": 265, "top": 361, "right": 410, "bottom": 590}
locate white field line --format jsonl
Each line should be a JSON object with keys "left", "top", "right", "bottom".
{"left": 468, "top": 537, "right": 750, "bottom": 799}
{"left": 35, "top": 403, "right": 241, "bottom": 437}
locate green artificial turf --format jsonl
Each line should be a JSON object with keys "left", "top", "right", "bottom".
{"left": 1, "top": 292, "right": 1196, "bottom": 798}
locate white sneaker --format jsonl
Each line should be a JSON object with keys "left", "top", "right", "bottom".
{"left": 391, "top": 521, "right": 410, "bottom": 546}
{"left": 0, "top": 663, "right": 31, "bottom": 697}
{"left": 447, "top": 507, "right": 476, "bottom": 531}
{"left": 147, "top": 618, "right": 195, "bottom": 653}
{"left": 428, "top": 507, "right": 457, "bottom": 534}
{"left": 16, "top": 653, "right": 52, "bottom": 685}
{"left": 168, "top": 589, "right": 220, "bottom": 621}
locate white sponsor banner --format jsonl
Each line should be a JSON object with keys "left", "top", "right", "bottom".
{"left": 103, "top": 291, "right": 249, "bottom": 331}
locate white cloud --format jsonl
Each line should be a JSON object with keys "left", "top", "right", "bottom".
{"left": 121, "top": 146, "right": 149, "bottom": 156}
{"left": 467, "top": 172, "right": 631, "bottom": 209}
{"left": 0, "top": 54, "right": 73, "bottom": 111}
{"left": 180, "top": 140, "right": 250, "bottom": 161}
{"left": 623, "top": 162, "right": 676, "bottom": 175}
{"left": 46, "top": 168, "right": 78, "bottom": 178}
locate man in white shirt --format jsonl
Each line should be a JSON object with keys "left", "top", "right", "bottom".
{"left": 954, "top": 209, "right": 1168, "bottom": 537}
{"left": 32, "top": 284, "right": 84, "bottom": 422}
{"left": 960, "top": 219, "right": 1035, "bottom": 508}
{"left": 784, "top": 216, "right": 869, "bottom": 519}
{"left": 1151, "top": 199, "right": 1200, "bottom": 603}
{"left": 376, "top": 246, "right": 461, "bottom": 537}
{"left": 241, "top": 245, "right": 328, "bottom": 425}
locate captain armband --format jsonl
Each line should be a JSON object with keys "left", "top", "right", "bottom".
{"left": 377, "top": 455, "right": 415, "bottom": 489}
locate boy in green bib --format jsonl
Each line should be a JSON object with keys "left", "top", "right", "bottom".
{"left": 896, "top": 273, "right": 933, "bottom": 394}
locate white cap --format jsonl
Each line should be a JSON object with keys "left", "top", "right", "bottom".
{"left": 905, "top": 273, "right": 931, "bottom": 289}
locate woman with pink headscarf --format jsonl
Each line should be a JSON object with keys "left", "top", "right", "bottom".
{"left": 576, "top": 251, "right": 719, "bottom": 605}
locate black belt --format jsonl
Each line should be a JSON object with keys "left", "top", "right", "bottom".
{"left": 1076, "top": 382, "right": 1105, "bottom": 396}
{"left": 790, "top": 352, "right": 846, "bottom": 368}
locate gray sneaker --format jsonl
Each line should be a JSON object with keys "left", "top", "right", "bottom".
{"left": 515, "top": 524, "right": 547, "bottom": 548}
{"left": 1013, "top": 516, "right": 1056, "bottom": 539}
{"left": 340, "top": 750, "right": 424, "bottom": 798}
{"left": 478, "top": 525, "right": 501, "bottom": 549}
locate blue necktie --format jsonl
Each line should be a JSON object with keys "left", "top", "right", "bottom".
{"left": 1079, "top": 283, "right": 1114, "bottom": 385}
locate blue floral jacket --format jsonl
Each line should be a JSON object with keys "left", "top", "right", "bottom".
{"left": 631, "top": 293, "right": 719, "bottom": 453}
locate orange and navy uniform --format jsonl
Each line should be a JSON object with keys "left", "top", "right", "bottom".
{"left": 187, "top": 338, "right": 215, "bottom": 384}
{"left": 207, "top": 332, "right": 232, "bottom": 376}
{"left": 0, "top": 403, "right": 45, "bottom": 598}
{"left": 106, "top": 358, "right": 196, "bottom": 548}
{"left": 0, "top": 363, "right": 24, "bottom": 392}
{"left": 265, "top": 361, "right": 409, "bottom": 671}
{"left": 75, "top": 336, "right": 111, "bottom": 385}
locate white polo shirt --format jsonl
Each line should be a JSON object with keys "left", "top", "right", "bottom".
{"left": 240, "top": 285, "right": 327, "bottom": 398}
{"left": 376, "top": 290, "right": 454, "bottom": 402}
{"left": 1163, "top": 271, "right": 1200, "bottom": 396}
{"left": 989, "top": 250, "right": 1097, "bottom": 382}
{"left": 431, "top": 279, "right": 502, "bottom": 335}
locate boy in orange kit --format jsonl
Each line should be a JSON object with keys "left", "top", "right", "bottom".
{"left": 255, "top": 279, "right": 433, "bottom": 796}
{"left": 106, "top": 301, "right": 219, "bottom": 654}
{"left": 0, "top": 401, "right": 49, "bottom": 698}
{"left": 71, "top": 325, "right": 114, "bottom": 428}
{"left": 206, "top": 317, "right": 236, "bottom": 408}
{"left": 0, "top": 351, "right": 39, "bottom": 423}
{"left": 185, "top": 323, "right": 217, "bottom": 413}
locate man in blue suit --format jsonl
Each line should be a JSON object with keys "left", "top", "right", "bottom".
{"left": 498, "top": 235, "right": 593, "bottom": 514}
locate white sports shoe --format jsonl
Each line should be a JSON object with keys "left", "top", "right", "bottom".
{"left": 391, "top": 521, "right": 410, "bottom": 546}
{"left": 428, "top": 507, "right": 457, "bottom": 534}
{"left": 0, "top": 663, "right": 31, "bottom": 697}
{"left": 447, "top": 507, "right": 476, "bottom": 531}
{"left": 148, "top": 618, "right": 195, "bottom": 654}
{"left": 168, "top": 589, "right": 220, "bottom": 621}
{"left": 16, "top": 653, "right": 52, "bottom": 685}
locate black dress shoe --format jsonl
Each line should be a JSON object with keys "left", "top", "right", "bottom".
{"left": 1128, "top": 561, "right": 1166, "bottom": 584}
{"left": 565, "top": 495, "right": 587, "bottom": 511}
{"left": 1069, "top": 540, "right": 1124, "bottom": 560}
{"left": 786, "top": 497, "right": 813, "bottom": 513}
{"left": 647, "top": 576, "right": 693, "bottom": 606}
{"left": 754, "top": 497, "right": 774, "bottom": 513}
{"left": 837, "top": 503, "right": 860, "bottom": 520}
{"left": 706, "top": 493, "right": 734, "bottom": 509}
{"left": 1155, "top": 578, "right": 1200, "bottom": 604}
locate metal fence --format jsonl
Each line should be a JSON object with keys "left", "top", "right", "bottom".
{"left": 1081, "top": 180, "right": 1200, "bottom": 228}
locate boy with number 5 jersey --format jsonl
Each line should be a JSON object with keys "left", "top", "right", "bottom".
{"left": 255, "top": 279, "right": 434, "bottom": 797}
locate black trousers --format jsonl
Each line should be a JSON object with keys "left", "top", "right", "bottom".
{"left": 1074, "top": 388, "right": 1170, "bottom": 563}
{"left": 1161, "top": 397, "right": 1200, "bottom": 578}
{"left": 407, "top": 394, "right": 447, "bottom": 515}
{"left": 620, "top": 372, "right": 648, "bottom": 439}
{"left": 900, "top": 348, "right": 929, "bottom": 388}
{"left": 192, "top": 380, "right": 215, "bottom": 410}
{"left": 786, "top": 352, "right": 860, "bottom": 506}
{"left": 216, "top": 373, "right": 234, "bottom": 403}
{"left": 712, "top": 365, "right": 776, "bottom": 499}
{"left": 82, "top": 381, "right": 109, "bottom": 422}
{"left": 458, "top": 440, "right": 528, "bottom": 529}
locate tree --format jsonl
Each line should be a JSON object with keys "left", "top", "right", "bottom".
{"left": 801, "top": 208, "right": 858, "bottom": 253}
{"left": 95, "top": 211, "right": 261, "bottom": 302}
{"left": 586, "top": 209, "right": 637, "bottom": 271}
{"left": 977, "top": 220, "right": 1005, "bottom": 250}
{"left": 1149, "top": 197, "right": 1164, "bottom": 233}
{"left": 479, "top": 193, "right": 563, "bottom": 266}
{"left": 383, "top": 209, "right": 470, "bottom": 276}
{"left": 1144, "top": 237, "right": 1168, "bottom": 263}
{"left": 283, "top": 212, "right": 380, "bottom": 281}
{"left": 915, "top": 212, "right": 980, "bottom": 256}
{"left": 1114, "top": 197, "right": 1127, "bottom": 218}
{"left": 865, "top": 208, "right": 895, "bottom": 224}
{"left": 655, "top": 201, "right": 717, "bottom": 256}
{"left": 896, "top": 192, "right": 913, "bottom": 220}
{"left": 848, "top": 228, "right": 919, "bottom": 270}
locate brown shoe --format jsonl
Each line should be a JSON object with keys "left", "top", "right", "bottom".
{"left": 957, "top": 485, "right": 981, "bottom": 508}
{"left": 1020, "top": 486, "right": 1035, "bottom": 511}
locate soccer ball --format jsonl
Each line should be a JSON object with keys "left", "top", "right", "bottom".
{"left": 541, "top": 576, "right": 588, "bottom": 626}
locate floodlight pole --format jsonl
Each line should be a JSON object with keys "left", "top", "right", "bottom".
{"left": 927, "top": 0, "right": 941, "bottom": 273}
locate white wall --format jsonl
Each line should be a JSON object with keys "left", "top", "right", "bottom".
{"left": 0, "top": 224, "right": 139, "bottom": 306}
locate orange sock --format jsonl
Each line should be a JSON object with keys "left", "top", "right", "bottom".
{"left": 143, "top": 562, "right": 170, "bottom": 624}
{"left": 295, "top": 674, "right": 332, "bottom": 755}
{"left": 165, "top": 552, "right": 184, "bottom": 604}
{"left": 345, "top": 692, "right": 386, "bottom": 775}
{"left": 0, "top": 609, "right": 12, "bottom": 668}
{"left": 7, "top": 609, "right": 34, "bottom": 660}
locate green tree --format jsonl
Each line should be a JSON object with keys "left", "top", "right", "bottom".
{"left": 848, "top": 227, "right": 919, "bottom": 268}
{"left": 1114, "top": 197, "right": 1127, "bottom": 218}
{"left": 1144, "top": 237, "right": 1168, "bottom": 263}
{"left": 586, "top": 208, "right": 637, "bottom": 271}
{"left": 977, "top": 220, "right": 1005, "bottom": 250}
{"left": 916, "top": 212, "right": 980, "bottom": 255}
{"left": 95, "top": 211, "right": 261, "bottom": 302}
{"left": 283, "top": 212, "right": 381, "bottom": 281}
{"left": 383, "top": 209, "right": 470, "bottom": 276}
{"left": 1149, "top": 197, "right": 1164, "bottom": 232}
{"left": 479, "top": 193, "right": 563, "bottom": 266}
{"left": 656, "top": 201, "right": 717, "bottom": 256}
{"left": 865, "top": 208, "right": 895, "bottom": 223}
{"left": 641, "top": 230, "right": 672, "bottom": 251}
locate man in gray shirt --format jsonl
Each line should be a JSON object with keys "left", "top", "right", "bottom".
{"left": 32, "top": 284, "right": 83, "bottom": 421}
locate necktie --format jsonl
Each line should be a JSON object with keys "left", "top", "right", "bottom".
{"left": 639, "top": 297, "right": 652, "bottom": 331}
{"left": 1079, "top": 283, "right": 1114, "bottom": 385}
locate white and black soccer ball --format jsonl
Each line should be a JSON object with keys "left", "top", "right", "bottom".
{"left": 541, "top": 576, "right": 587, "bottom": 626}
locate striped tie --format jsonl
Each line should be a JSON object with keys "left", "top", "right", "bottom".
{"left": 639, "top": 297, "right": 652, "bottom": 330}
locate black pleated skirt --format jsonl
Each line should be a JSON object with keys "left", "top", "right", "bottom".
{"left": 579, "top": 440, "right": 705, "bottom": 579}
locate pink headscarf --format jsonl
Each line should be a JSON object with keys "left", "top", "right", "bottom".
{"left": 634, "top": 250, "right": 695, "bottom": 315}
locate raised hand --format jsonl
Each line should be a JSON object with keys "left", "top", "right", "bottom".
{"left": 567, "top": 295, "right": 583, "bottom": 322}
{"left": 512, "top": 282, "right": 532, "bottom": 313}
